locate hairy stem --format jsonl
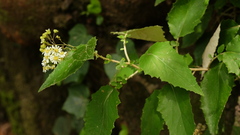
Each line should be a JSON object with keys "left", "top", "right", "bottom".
{"left": 94, "top": 52, "right": 140, "bottom": 70}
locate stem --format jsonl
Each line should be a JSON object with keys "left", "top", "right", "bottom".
{"left": 94, "top": 52, "right": 140, "bottom": 70}
{"left": 126, "top": 70, "right": 139, "bottom": 80}
{"left": 123, "top": 33, "right": 131, "bottom": 63}
{"left": 190, "top": 68, "right": 208, "bottom": 71}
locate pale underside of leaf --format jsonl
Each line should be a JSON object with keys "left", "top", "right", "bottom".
{"left": 202, "top": 24, "right": 221, "bottom": 77}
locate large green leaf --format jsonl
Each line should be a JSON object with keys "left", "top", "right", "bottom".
{"left": 139, "top": 42, "right": 203, "bottom": 95}
{"left": 81, "top": 85, "right": 120, "bottom": 135}
{"left": 168, "top": 0, "right": 209, "bottom": 39}
{"left": 141, "top": 90, "right": 164, "bottom": 135}
{"left": 182, "top": 7, "right": 212, "bottom": 48}
{"left": 157, "top": 84, "right": 195, "bottom": 135}
{"left": 127, "top": 25, "right": 166, "bottom": 42}
{"left": 62, "top": 84, "right": 89, "bottom": 119}
{"left": 201, "top": 63, "right": 234, "bottom": 135}
{"left": 39, "top": 37, "right": 97, "bottom": 92}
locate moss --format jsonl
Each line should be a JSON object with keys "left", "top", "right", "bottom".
{"left": 0, "top": 75, "right": 24, "bottom": 135}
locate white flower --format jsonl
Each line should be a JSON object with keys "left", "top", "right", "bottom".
{"left": 41, "top": 45, "right": 67, "bottom": 72}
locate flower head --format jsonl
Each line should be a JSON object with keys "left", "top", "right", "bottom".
{"left": 39, "top": 29, "right": 74, "bottom": 72}
{"left": 41, "top": 45, "right": 67, "bottom": 72}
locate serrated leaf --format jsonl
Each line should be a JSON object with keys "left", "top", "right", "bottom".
{"left": 201, "top": 63, "right": 234, "bottom": 135}
{"left": 139, "top": 42, "right": 203, "bottom": 95}
{"left": 168, "top": 0, "right": 209, "bottom": 39}
{"left": 220, "top": 35, "right": 240, "bottom": 76}
{"left": 154, "top": 0, "right": 165, "bottom": 6}
{"left": 222, "top": 52, "right": 240, "bottom": 76}
{"left": 126, "top": 25, "right": 166, "bottom": 42}
{"left": 141, "top": 90, "right": 164, "bottom": 135}
{"left": 182, "top": 7, "right": 212, "bottom": 48}
{"left": 226, "top": 35, "right": 240, "bottom": 53}
{"left": 157, "top": 84, "right": 195, "bottom": 135}
{"left": 62, "top": 84, "right": 89, "bottom": 119}
{"left": 202, "top": 24, "right": 221, "bottom": 76}
{"left": 81, "top": 85, "right": 120, "bottom": 135}
{"left": 68, "top": 24, "right": 92, "bottom": 46}
{"left": 39, "top": 37, "right": 97, "bottom": 92}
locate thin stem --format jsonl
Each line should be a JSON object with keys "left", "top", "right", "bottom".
{"left": 123, "top": 33, "right": 131, "bottom": 63}
{"left": 190, "top": 68, "right": 208, "bottom": 71}
{"left": 175, "top": 38, "right": 179, "bottom": 53}
{"left": 126, "top": 70, "right": 139, "bottom": 80}
{"left": 94, "top": 52, "right": 140, "bottom": 70}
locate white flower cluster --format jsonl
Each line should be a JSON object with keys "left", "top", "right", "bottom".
{"left": 41, "top": 45, "right": 67, "bottom": 72}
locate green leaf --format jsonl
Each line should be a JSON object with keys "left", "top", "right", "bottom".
{"left": 81, "top": 85, "right": 120, "bottom": 135}
{"left": 110, "top": 66, "right": 136, "bottom": 89}
{"left": 219, "top": 20, "right": 239, "bottom": 46}
{"left": 220, "top": 35, "right": 240, "bottom": 76}
{"left": 119, "top": 124, "right": 128, "bottom": 135}
{"left": 39, "top": 37, "right": 97, "bottom": 92}
{"left": 141, "top": 90, "right": 164, "bottom": 135}
{"left": 168, "top": 0, "right": 209, "bottom": 39}
{"left": 221, "top": 52, "right": 240, "bottom": 76}
{"left": 62, "top": 84, "right": 89, "bottom": 119}
{"left": 201, "top": 63, "right": 234, "bottom": 135}
{"left": 183, "top": 53, "right": 193, "bottom": 66}
{"left": 87, "top": 0, "right": 102, "bottom": 15}
{"left": 226, "top": 35, "right": 240, "bottom": 53}
{"left": 127, "top": 25, "right": 166, "bottom": 42}
{"left": 154, "top": 0, "right": 165, "bottom": 6}
{"left": 157, "top": 84, "right": 195, "bottom": 135}
{"left": 139, "top": 42, "right": 203, "bottom": 95}
{"left": 68, "top": 24, "right": 93, "bottom": 46}
{"left": 63, "top": 61, "right": 89, "bottom": 84}
{"left": 182, "top": 7, "right": 212, "bottom": 48}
